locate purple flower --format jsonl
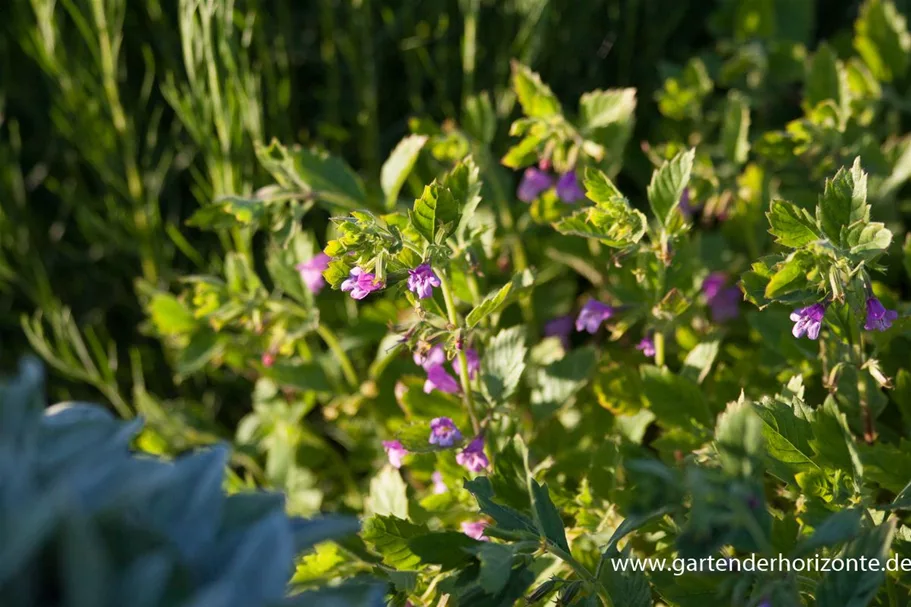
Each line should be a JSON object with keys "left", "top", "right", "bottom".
{"left": 424, "top": 365, "right": 461, "bottom": 394}
{"left": 456, "top": 435, "right": 490, "bottom": 472}
{"left": 296, "top": 253, "right": 331, "bottom": 294}
{"left": 340, "top": 267, "right": 384, "bottom": 300}
{"left": 575, "top": 299, "right": 615, "bottom": 334}
{"left": 517, "top": 167, "right": 554, "bottom": 202}
{"left": 452, "top": 348, "right": 480, "bottom": 379}
{"left": 678, "top": 188, "right": 698, "bottom": 217}
{"left": 636, "top": 336, "right": 656, "bottom": 358}
{"left": 545, "top": 315, "right": 574, "bottom": 349}
{"left": 431, "top": 471, "right": 447, "bottom": 494}
{"left": 864, "top": 297, "right": 899, "bottom": 332}
{"left": 461, "top": 520, "right": 489, "bottom": 541}
{"left": 556, "top": 170, "right": 586, "bottom": 203}
{"left": 429, "top": 417, "right": 463, "bottom": 447}
{"left": 790, "top": 303, "right": 827, "bottom": 340}
{"left": 407, "top": 264, "right": 441, "bottom": 299}
{"left": 702, "top": 272, "right": 741, "bottom": 322}
{"left": 414, "top": 345, "right": 446, "bottom": 371}
{"left": 382, "top": 440, "right": 408, "bottom": 469}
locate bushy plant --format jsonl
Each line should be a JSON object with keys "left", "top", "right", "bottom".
{"left": 0, "top": 357, "right": 383, "bottom": 606}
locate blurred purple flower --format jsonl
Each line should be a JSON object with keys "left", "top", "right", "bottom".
{"left": 407, "top": 264, "right": 441, "bottom": 299}
{"left": 431, "top": 471, "right": 447, "bottom": 494}
{"left": 461, "top": 520, "right": 489, "bottom": 541}
{"left": 702, "top": 272, "right": 741, "bottom": 322}
{"left": 636, "top": 336, "right": 656, "bottom": 358}
{"left": 452, "top": 348, "right": 480, "bottom": 379}
{"left": 556, "top": 170, "right": 586, "bottom": 203}
{"left": 517, "top": 167, "right": 554, "bottom": 202}
{"left": 340, "top": 267, "right": 384, "bottom": 300}
{"left": 678, "top": 188, "right": 698, "bottom": 217}
{"left": 382, "top": 440, "right": 407, "bottom": 469}
{"left": 545, "top": 315, "right": 574, "bottom": 349}
{"left": 456, "top": 435, "right": 490, "bottom": 472}
{"left": 790, "top": 303, "right": 827, "bottom": 340}
{"left": 424, "top": 365, "right": 461, "bottom": 394}
{"left": 576, "top": 299, "right": 615, "bottom": 334}
{"left": 296, "top": 253, "right": 331, "bottom": 294}
{"left": 429, "top": 417, "right": 462, "bottom": 447}
{"left": 864, "top": 297, "right": 898, "bottom": 332}
{"left": 414, "top": 344, "right": 446, "bottom": 371}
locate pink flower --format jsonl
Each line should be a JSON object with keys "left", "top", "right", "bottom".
{"left": 431, "top": 471, "right": 447, "bottom": 494}
{"left": 407, "top": 264, "right": 441, "bottom": 299}
{"left": 382, "top": 440, "right": 408, "bottom": 468}
{"left": 461, "top": 520, "right": 489, "bottom": 541}
{"left": 428, "top": 417, "right": 462, "bottom": 447}
{"left": 340, "top": 267, "right": 384, "bottom": 300}
{"left": 451, "top": 348, "right": 480, "bottom": 379}
{"left": 414, "top": 345, "right": 446, "bottom": 371}
{"left": 295, "top": 253, "right": 331, "bottom": 294}
{"left": 575, "top": 299, "right": 615, "bottom": 334}
{"left": 636, "top": 336, "right": 655, "bottom": 358}
{"left": 424, "top": 365, "right": 461, "bottom": 394}
{"left": 261, "top": 351, "right": 276, "bottom": 367}
{"left": 456, "top": 435, "right": 489, "bottom": 472}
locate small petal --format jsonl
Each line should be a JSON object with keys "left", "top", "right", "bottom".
{"left": 556, "top": 170, "right": 586, "bottom": 203}
{"left": 790, "top": 303, "right": 826, "bottom": 340}
{"left": 429, "top": 417, "right": 463, "bottom": 447}
{"left": 456, "top": 435, "right": 490, "bottom": 472}
{"left": 415, "top": 345, "right": 447, "bottom": 371}
{"left": 382, "top": 440, "right": 408, "bottom": 469}
{"left": 636, "top": 336, "right": 656, "bottom": 358}
{"left": 461, "top": 520, "right": 489, "bottom": 541}
{"left": 425, "top": 365, "right": 461, "bottom": 394}
{"left": 296, "top": 253, "right": 332, "bottom": 294}
{"left": 575, "top": 299, "right": 615, "bottom": 334}
{"left": 407, "top": 264, "right": 441, "bottom": 300}
{"left": 431, "top": 471, "right": 448, "bottom": 494}
{"left": 517, "top": 167, "right": 554, "bottom": 202}
{"left": 864, "top": 297, "right": 899, "bottom": 332}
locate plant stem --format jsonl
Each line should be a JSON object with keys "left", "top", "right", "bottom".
{"left": 654, "top": 332, "right": 666, "bottom": 367}
{"left": 437, "top": 270, "right": 480, "bottom": 433}
{"left": 545, "top": 541, "right": 614, "bottom": 607}
{"left": 317, "top": 324, "right": 358, "bottom": 389}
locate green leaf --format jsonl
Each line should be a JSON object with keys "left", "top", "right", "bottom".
{"left": 810, "top": 398, "right": 863, "bottom": 484}
{"left": 464, "top": 476, "right": 537, "bottom": 534}
{"left": 764, "top": 252, "right": 812, "bottom": 299}
{"left": 848, "top": 222, "right": 893, "bottom": 255}
{"left": 361, "top": 515, "right": 428, "bottom": 570}
{"left": 817, "top": 157, "right": 869, "bottom": 246}
{"left": 792, "top": 509, "right": 862, "bottom": 557}
{"left": 463, "top": 92, "right": 497, "bottom": 143}
{"left": 175, "top": 330, "right": 222, "bottom": 376}
{"left": 647, "top": 149, "right": 695, "bottom": 226}
{"left": 529, "top": 479, "right": 570, "bottom": 552}
{"left": 767, "top": 200, "right": 820, "bottom": 248}
{"left": 381, "top": 135, "right": 428, "bottom": 209}
{"left": 502, "top": 131, "right": 547, "bottom": 169}
{"left": 553, "top": 201, "right": 647, "bottom": 248}
{"left": 753, "top": 396, "right": 820, "bottom": 482}
{"left": 411, "top": 182, "right": 458, "bottom": 244}
{"left": 854, "top": 0, "right": 911, "bottom": 83}
{"left": 531, "top": 347, "right": 597, "bottom": 416}
{"left": 815, "top": 519, "right": 896, "bottom": 607}
{"left": 264, "top": 362, "right": 332, "bottom": 393}
{"left": 599, "top": 545, "right": 653, "bottom": 607}
{"left": 511, "top": 61, "right": 561, "bottom": 119}
{"left": 680, "top": 339, "right": 720, "bottom": 384}
{"left": 641, "top": 366, "right": 712, "bottom": 430}
{"left": 465, "top": 269, "right": 535, "bottom": 328}
{"left": 583, "top": 167, "right": 625, "bottom": 202}
{"left": 481, "top": 326, "right": 527, "bottom": 403}
{"left": 720, "top": 91, "right": 750, "bottom": 165}
{"left": 579, "top": 88, "right": 637, "bottom": 132}
{"left": 408, "top": 532, "right": 481, "bottom": 570}
{"left": 186, "top": 197, "right": 267, "bottom": 229}
{"left": 468, "top": 542, "right": 516, "bottom": 595}
{"left": 148, "top": 293, "right": 197, "bottom": 336}
{"left": 715, "top": 398, "right": 764, "bottom": 478}
{"left": 805, "top": 43, "right": 850, "bottom": 118}
{"left": 368, "top": 465, "right": 408, "bottom": 519}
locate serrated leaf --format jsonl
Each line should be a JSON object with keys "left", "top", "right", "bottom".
{"left": 531, "top": 347, "right": 597, "bottom": 416}
{"left": 720, "top": 91, "right": 750, "bottom": 165}
{"left": 411, "top": 182, "right": 458, "bottom": 243}
{"left": 815, "top": 519, "right": 895, "bottom": 607}
{"left": 848, "top": 223, "right": 893, "bottom": 254}
{"left": 647, "top": 149, "right": 695, "bottom": 226}
{"left": 583, "top": 168, "right": 624, "bottom": 202}
{"left": 855, "top": 0, "right": 911, "bottom": 83}
{"left": 767, "top": 200, "right": 820, "bottom": 248}
{"left": 502, "top": 131, "right": 547, "bottom": 169}
{"left": 464, "top": 476, "right": 537, "bottom": 534}
{"left": 381, "top": 135, "right": 428, "bottom": 209}
{"left": 529, "top": 480, "right": 569, "bottom": 552}
{"left": 599, "top": 545, "right": 653, "bottom": 607}
{"left": 511, "top": 61, "right": 561, "bottom": 119}
{"left": 753, "top": 396, "right": 820, "bottom": 482}
{"left": 361, "top": 515, "right": 428, "bottom": 570}
{"left": 481, "top": 326, "right": 527, "bottom": 403}
{"left": 817, "top": 158, "right": 869, "bottom": 246}
{"left": 148, "top": 293, "right": 197, "bottom": 336}
{"left": 466, "top": 542, "right": 516, "bottom": 595}
{"left": 466, "top": 269, "right": 535, "bottom": 328}
{"left": 641, "top": 366, "right": 712, "bottom": 430}
{"left": 553, "top": 202, "right": 647, "bottom": 248}
{"left": 408, "top": 532, "right": 480, "bottom": 570}
{"left": 764, "top": 253, "right": 811, "bottom": 298}
{"left": 680, "top": 340, "right": 720, "bottom": 384}
{"left": 793, "top": 509, "right": 862, "bottom": 557}
{"left": 579, "top": 88, "right": 637, "bottom": 131}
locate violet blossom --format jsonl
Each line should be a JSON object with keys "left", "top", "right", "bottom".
{"left": 461, "top": 520, "right": 489, "bottom": 541}
{"left": 544, "top": 315, "right": 574, "bottom": 349}
{"left": 431, "top": 471, "right": 447, "bottom": 494}
{"left": 452, "top": 348, "right": 480, "bottom": 379}
{"left": 296, "top": 253, "right": 331, "bottom": 294}
{"left": 864, "top": 297, "right": 899, "bottom": 332}
{"left": 407, "top": 263, "right": 441, "bottom": 299}
{"left": 702, "top": 272, "right": 741, "bottom": 322}
{"left": 382, "top": 440, "right": 408, "bottom": 469}
{"left": 414, "top": 345, "right": 446, "bottom": 371}
{"left": 636, "top": 336, "right": 656, "bottom": 358}
{"left": 428, "top": 417, "right": 462, "bottom": 447}
{"left": 790, "top": 303, "right": 827, "bottom": 340}
{"left": 340, "top": 267, "right": 384, "bottom": 300}
{"left": 456, "top": 435, "right": 490, "bottom": 472}
{"left": 575, "top": 299, "right": 615, "bottom": 334}
{"left": 556, "top": 170, "right": 586, "bottom": 203}
{"left": 517, "top": 167, "right": 554, "bottom": 202}
{"left": 424, "top": 365, "right": 461, "bottom": 394}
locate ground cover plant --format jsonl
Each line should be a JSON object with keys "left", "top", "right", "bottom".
{"left": 6, "top": 0, "right": 911, "bottom": 605}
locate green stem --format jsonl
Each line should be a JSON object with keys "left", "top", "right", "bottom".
{"left": 545, "top": 542, "right": 614, "bottom": 607}
{"left": 653, "top": 332, "right": 666, "bottom": 367}
{"left": 317, "top": 324, "right": 358, "bottom": 389}
{"left": 461, "top": 0, "right": 480, "bottom": 112}
{"left": 437, "top": 270, "right": 480, "bottom": 433}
